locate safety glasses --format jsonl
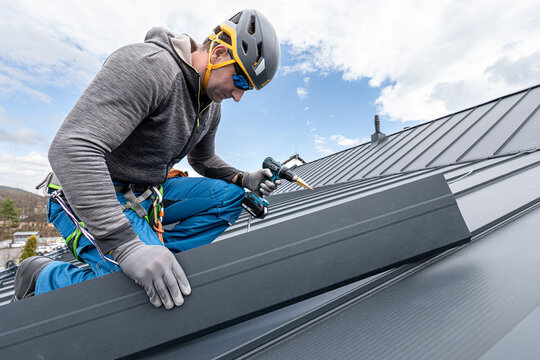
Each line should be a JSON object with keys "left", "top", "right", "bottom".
{"left": 229, "top": 50, "right": 253, "bottom": 91}
{"left": 233, "top": 74, "right": 251, "bottom": 90}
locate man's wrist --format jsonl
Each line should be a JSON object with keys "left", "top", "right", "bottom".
{"left": 232, "top": 172, "right": 245, "bottom": 187}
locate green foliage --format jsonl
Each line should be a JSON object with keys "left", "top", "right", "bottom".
{"left": 0, "top": 197, "right": 21, "bottom": 228}
{"left": 19, "top": 235, "right": 37, "bottom": 262}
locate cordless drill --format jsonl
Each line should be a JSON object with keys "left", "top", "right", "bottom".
{"left": 241, "top": 157, "right": 312, "bottom": 219}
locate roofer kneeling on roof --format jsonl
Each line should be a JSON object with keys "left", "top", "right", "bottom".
{"left": 11, "top": 9, "right": 281, "bottom": 310}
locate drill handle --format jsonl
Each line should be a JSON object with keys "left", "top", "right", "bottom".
{"left": 260, "top": 157, "right": 283, "bottom": 186}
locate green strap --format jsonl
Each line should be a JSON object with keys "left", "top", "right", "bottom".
{"left": 65, "top": 222, "right": 85, "bottom": 262}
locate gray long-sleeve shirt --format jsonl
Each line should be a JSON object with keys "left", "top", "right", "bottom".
{"left": 48, "top": 28, "right": 240, "bottom": 253}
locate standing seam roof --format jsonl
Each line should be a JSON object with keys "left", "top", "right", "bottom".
{"left": 273, "top": 84, "right": 540, "bottom": 194}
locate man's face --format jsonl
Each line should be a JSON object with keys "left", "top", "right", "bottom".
{"left": 205, "top": 46, "right": 246, "bottom": 103}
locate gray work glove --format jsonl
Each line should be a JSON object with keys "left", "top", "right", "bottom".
{"left": 113, "top": 237, "right": 191, "bottom": 309}
{"left": 242, "top": 169, "right": 282, "bottom": 197}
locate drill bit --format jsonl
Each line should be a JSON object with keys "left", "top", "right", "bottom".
{"left": 294, "top": 177, "right": 313, "bottom": 190}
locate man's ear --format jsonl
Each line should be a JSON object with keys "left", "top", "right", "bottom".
{"left": 210, "top": 44, "right": 229, "bottom": 63}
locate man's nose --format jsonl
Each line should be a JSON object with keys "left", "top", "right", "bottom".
{"left": 232, "top": 89, "right": 245, "bottom": 102}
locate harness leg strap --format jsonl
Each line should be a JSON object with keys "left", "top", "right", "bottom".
{"left": 123, "top": 188, "right": 149, "bottom": 218}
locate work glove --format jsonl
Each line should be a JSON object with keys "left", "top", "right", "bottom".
{"left": 242, "top": 169, "right": 282, "bottom": 197}
{"left": 113, "top": 237, "right": 191, "bottom": 310}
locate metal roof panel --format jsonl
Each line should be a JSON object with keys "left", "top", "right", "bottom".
{"left": 241, "top": 203, "right": 540, "bottom": 360}
{"left": 461, "top": 87, "right": 540, "bottom": 161}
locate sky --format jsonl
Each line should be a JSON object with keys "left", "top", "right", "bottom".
{"left": 1, "top": 0, "right": 539, "bottom": 193}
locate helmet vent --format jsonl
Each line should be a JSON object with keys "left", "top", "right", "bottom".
{"left": 242, "top": 41, "right": 249, "bottom": 55}
{"left": 248, "top": 15, "right": 256, "bottom": 35}
{"left": 254, "top": 42, "right": 262, "bottom": 67}
{"left": 230, "top": 12, "right": 242, "bottom": 24}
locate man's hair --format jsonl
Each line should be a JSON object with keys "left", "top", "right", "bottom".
{"left": 202, "top": 25, "right": 231, "bottom": 51}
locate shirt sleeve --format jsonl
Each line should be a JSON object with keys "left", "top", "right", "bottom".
{"left": 48, "top": 44, "right": 176, "bottom": 254}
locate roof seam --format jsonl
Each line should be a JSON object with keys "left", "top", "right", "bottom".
{"left": 456, "top": 89, "right": 530, "bottom": 162}
{"left": 494, "top": 101, "right": 540, "bottom": 156}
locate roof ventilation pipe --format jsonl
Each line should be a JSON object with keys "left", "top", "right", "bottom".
{"left": 371, "top": 115, "right": 387, "bottom": 145}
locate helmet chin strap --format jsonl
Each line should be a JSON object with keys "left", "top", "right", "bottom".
{"left": 203, "top": 37, "right": 236, "bottom": 91}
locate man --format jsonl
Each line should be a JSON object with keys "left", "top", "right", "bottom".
{"left": 12, "top": 9, "right": 281, "bottom": 310}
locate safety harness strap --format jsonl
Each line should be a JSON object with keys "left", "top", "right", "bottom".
{"left": 121, "top": 187, "right": 153, "bottom": 218}
{"left": 65, "top": 225, "right": 84, "bottom": 262}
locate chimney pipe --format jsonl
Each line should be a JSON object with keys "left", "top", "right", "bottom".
{"left": 374, "top": 115, "right": 381, "bottom": 134}
{"left": 371, "top": 114, "right": 386, "bottom": 145}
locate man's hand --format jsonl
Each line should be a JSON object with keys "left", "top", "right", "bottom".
{"left": 113, "top": 237, "right": 191, "bottom": 309}
{"left": 242, "top": 169, "right": 282, "bottom": 197}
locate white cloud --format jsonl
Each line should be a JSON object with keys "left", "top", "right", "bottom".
{"left": 2, "top": 0, "right": 539, "bottom": 121}
{"left": 296, "top": 77, "right": 310, "bottom": 100}
{"left": 274, "top": 0, "right": 540, "bottom": 122}
{"left": 0, "top": 128, "right": 46, "bottom": 144}
{"left": 0, "top": 106, "right": 46, "bottom": 144}
{"left": 0, "top": 106, "right": 12, "bottom": 125}
{"left": 315, "top": 145, "right": 334, "bottom": 156}
{"left": 296, "top": 87, "right": 308, "bottom": 100}
{"left": 0, "top": 151, "right": 51, "bottom": 193}
{"left": 329, "top": 134, "right": 360, "bottom": 147}
{"left": 304, "top": 106, "right": 310, "bottom": 112}
{"left": 313, "top": 134, "right": 327, "bottom": 145}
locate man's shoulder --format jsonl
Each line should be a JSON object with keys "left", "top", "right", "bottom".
{"left": 107, "top": 43, "right": 181, "bottom": 78}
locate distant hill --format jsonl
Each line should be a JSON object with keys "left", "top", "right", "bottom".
{"left": 0, "top": 186, "right": 58, "bottom": 241}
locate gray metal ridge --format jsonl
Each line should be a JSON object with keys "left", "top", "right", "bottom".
{"left": 0, "top": 174, "right": 470, "bottom": 359}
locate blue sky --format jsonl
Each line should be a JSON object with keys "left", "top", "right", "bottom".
{"left": 1, "top": 1, "right": 540, "bottom": 192}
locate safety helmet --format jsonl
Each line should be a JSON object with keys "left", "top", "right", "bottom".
{"left": 204, "top": 9, "right": 280, "bottom": 91}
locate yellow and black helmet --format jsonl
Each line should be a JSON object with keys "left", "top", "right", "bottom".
{"left": 206, "top": 9, "right": 280, "bottom": 90}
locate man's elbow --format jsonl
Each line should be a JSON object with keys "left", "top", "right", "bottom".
{"left": 48, "top": 137, "right": 64, "bottom": 172}
{"left": 187, "top": 156, "right": 204, "bottom": 176}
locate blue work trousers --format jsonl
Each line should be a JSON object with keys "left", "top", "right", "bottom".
{"left": 35, "top": 176, "right": 245, "bottom": 295}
